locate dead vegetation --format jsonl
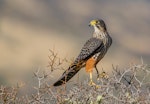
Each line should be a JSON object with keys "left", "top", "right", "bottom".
{"left": 0, "top": 50, "right": 150, "bottom": 104}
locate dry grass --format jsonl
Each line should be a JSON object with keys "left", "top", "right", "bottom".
{"left": 0, "top": 50, "right": 150, "bottom": 104}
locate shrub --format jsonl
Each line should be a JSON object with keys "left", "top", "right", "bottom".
{"left": 0, "top": 50, "right": 149, "bottom": 104}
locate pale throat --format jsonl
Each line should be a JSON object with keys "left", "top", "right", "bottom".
{"left": 93, "top": 26, "right": 107, "bottom": 39}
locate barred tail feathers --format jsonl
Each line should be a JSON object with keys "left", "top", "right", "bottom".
{"left": 53, "top": 64, "right": 82, "bottom": 86}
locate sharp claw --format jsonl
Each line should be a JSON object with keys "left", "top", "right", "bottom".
{"left": 89, "top": 81, "right": 96, "bottom": 86}
{"left": 98, "top": 72, "right": 109, "bottom": 79}
{"left": 95, "top": 85, "right": 100, "bottom": 89}
{"left": 88, "top": 81, "right": 100, "bottom": 88}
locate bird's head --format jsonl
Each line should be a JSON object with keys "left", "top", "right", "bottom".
{"left": 89, "top": 19, "right": 107, "bottom": 32}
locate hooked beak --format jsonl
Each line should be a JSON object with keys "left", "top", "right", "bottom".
{"left": 89, "top": 20, "right": 96, "bottom": 27}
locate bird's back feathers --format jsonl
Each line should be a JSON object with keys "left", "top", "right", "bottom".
{"left": 53, "top": 38, "right": 103, "bottom": 86}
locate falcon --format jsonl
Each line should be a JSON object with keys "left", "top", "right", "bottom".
{"left": 53, "top": 19, "right": 112, "bottom": 86}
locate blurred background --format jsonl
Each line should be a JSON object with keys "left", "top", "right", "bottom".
{"left": 0, "top": 0, "right": 150, "bottom": 89}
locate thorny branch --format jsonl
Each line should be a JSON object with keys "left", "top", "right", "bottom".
{"left": 0, "top": 49, "right": 150, "bottom": 104}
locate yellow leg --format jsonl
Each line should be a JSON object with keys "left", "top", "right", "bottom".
{"left": 89, "top": 72, "right": 96, "bottom": 86}
{"left": 89, "top": 72, "right": 100, "bottom": 89}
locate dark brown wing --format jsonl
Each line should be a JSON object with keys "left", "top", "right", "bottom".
{"left": 53, "top": 38, "right": 104, "bottom": 86}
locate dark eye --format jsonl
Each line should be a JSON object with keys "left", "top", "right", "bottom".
{"left": 96, "top": 20, "right": 100, "bottom": 24}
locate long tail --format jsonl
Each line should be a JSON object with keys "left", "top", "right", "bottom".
{"left": 53, "top": 63, "right": 83, "bottom": 86}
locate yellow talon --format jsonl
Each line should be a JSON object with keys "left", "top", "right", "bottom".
{"left": 98, "top": 72, "right": 109, "bottom": 79}
{"left": 89, "top": 72, "right": 100, "bottom": 88}
{"left": 89, "top": 80, "right": 96, "bottom": 86}
{"left": 88, "top": 80, "right": 100, "bottom": 88}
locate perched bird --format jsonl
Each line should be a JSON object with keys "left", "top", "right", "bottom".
{"left": 53, "top": 19, "right": 112, "bottom": 86}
